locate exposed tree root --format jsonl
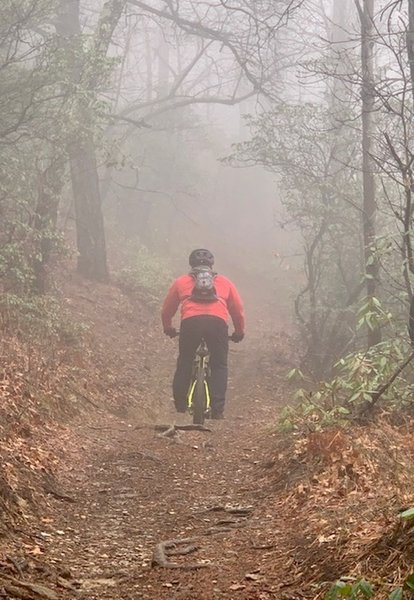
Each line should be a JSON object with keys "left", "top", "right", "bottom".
{"left": 42, "top": 473, "right": 76, "bottom": 504}
{"left": 207, "top": 505, "right": 253, "bottom": 515}
{"left": 154, "top": 424, "right": 211, "bottom": 433}
{"left": 157, "top": 425, "right": 177, "bottom": 438}
{"left": 205, "top": 526, "right": 235, "bottom": 535}
{"left": 175, "top": 424, "right": 211, "bottom": 432}
{"left": 250, "top": 542, "right": 276, "bottom": 550}
{"left": 151, "top": 538, "right": 210, "bottom": 570}
{"left": 214, "top": 518, "right": 239, "bottom": 526}
{"left": 0, "top": 574, "right": 58, "bottom": 600}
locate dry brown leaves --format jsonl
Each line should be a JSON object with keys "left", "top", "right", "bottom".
{"left": 254, "top": 420, "right": 414, "bottom": 597}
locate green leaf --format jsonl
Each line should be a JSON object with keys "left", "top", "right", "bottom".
{"left": 356, "top": 318, "right": 365, "bottom": 330}
{"left": 400, "top": 507, "right": 414, "bottom": 521}
{"left": 356, "top": 579, "right": 374, "bottom": 597}
{"left": 294, "top": 388, "right": 306, "bottom": 401}
{"left": 325, "top": 581, "right": 353, "bottom": 599}
{"left": 404, "top": 573, "right": 414, "bottom": 590}
{"left": 349, "top": 391, "right": 363, "bottom": 403}
{"left": 325, "top": 586, "right": 339, "bottom": 600}
{"left": 287, "top": 368, "right": 304, "bottom": 381}
{"left": 389, "top": 588, "right": 403, "bottom": 600}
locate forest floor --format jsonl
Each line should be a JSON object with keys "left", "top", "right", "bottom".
{"left": 2, "top": 274, "right": 414, "bottom": 600}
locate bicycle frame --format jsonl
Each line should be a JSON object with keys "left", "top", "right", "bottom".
{"left": 187, "top": 339, "right": 211, "bottom": 415}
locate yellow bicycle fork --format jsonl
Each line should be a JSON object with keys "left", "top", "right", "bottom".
{"left": 187, "top": 357, "right": 211, "bottom": 413}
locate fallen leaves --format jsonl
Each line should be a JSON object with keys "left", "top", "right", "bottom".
{"left": 26, "top": 546, "right": 44, "bottom": 556}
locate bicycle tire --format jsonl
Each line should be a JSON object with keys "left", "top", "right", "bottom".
{"left": 192, "top": 371, "right": 207, "bottom": 425}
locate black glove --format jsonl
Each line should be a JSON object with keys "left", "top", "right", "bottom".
{"left": 231, "top": 332, "right": 244, "bottom": 343}
{"left": 164, "top": 327, "right": 177, "bottom": 338}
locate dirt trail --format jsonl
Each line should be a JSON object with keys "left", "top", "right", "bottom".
{"left": 6, "top": 278, "right": 414, "bottom": 599}
{"left": 30, "top": 328, "right": 298, "bottom": 600}
{"left": 0, "top": 273, "right": 301, "bottom": 599}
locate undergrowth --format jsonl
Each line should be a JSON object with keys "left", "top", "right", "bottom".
{"left": 117, "top": 242, "right": 173, "bottom": 307}
{"left": 0, "top": 293, "right": 88, "bottom": 346}
{"left": 280, "top": 338, "right": 414, "bottom": 432}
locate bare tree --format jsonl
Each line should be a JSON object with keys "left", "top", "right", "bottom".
{"left": 355, "top": 0, "right": 381, "bottom": 346}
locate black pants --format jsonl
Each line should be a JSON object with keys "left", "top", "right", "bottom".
{"left": 173, "top": 315, "right": 229, "bottom": 414}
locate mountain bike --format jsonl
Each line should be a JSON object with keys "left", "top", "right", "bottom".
{"left": 187, "top": 337, "right": 211, "bottom": 425}
{"left": 173, "top": 333, "right": 233, "bottom": 426}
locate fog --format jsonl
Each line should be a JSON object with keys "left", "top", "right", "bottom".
{"left": 97, "top": 0, "right": 306, "bottom": 325}
{"left": 2, "top": 0, "right": 414, "bottom": 378}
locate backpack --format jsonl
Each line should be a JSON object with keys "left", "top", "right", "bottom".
{"left": 189, "top": 267, "right": 218, "bottom": 303}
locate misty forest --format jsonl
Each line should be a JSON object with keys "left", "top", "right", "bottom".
{"left": 4, "top": 0, "right": 414, "bottom": 598}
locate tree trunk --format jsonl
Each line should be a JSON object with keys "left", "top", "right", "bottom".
{"left": 358, "top": 0, "right": 381, "bottom": 346}
{"left": 407, "top": 0, "right": 414, "bottom": 96}
{"left": 33, "top": 160, "right": 65, "bottom": 293}
{"left": 69, "top": 137, "right": 108, "bottom": 280}
{"left": 56, "top": 0, "right": 112, "bottom": 281}
{"left": 407, "top": 0, "right": 414, "bottom": 342}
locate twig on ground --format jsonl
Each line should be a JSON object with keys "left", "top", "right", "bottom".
{"left": 5, "top": 557, "right": 27, "bottom": 579}
{"left": 55, "top": 576, "right": 78, "bottom": 591}
{"left": 43, "top": 485, "right": 76, "bottom": 504}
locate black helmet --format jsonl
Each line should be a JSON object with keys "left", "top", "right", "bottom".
{"left": 189, "top": 248, "right": 214, "bottom": 268}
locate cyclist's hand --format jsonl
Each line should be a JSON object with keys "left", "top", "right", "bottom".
{"left": 164, "top": 327, "right": 177, "bottom": 338}
{"left": 231, "top": 332, "right": 244, "bottom": 343}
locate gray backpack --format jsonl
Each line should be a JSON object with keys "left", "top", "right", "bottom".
{"left": 190, "top": 267, "right": 218, "bottom": 303}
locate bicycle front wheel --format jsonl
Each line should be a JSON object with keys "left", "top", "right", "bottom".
{"left": 193, "top": 374, "right": 207, "bottom": 425}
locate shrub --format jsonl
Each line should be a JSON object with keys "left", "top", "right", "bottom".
{"left": 280, "top": 338, "right": 414, "bottom": 432}
{"left": 0, "top": 293, "right": 88, "bottom": 346}
{"left": 117, "top": 244, "right": 173, "bottom": 307}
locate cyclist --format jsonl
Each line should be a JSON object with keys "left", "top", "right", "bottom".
{"left": 162, "top": 249, "right": 245, "bottom": 419}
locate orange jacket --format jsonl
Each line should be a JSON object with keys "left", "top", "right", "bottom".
{"left": 161, "top": 274, "right": 245, "bottom": 335}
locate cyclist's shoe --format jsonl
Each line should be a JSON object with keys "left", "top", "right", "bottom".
{"left": 211, "top": 410, "right": 224, "bottom": 420}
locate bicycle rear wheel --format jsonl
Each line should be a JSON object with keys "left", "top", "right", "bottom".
{"left": 193, "top": 372, "right": 207, "bottom": 425}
